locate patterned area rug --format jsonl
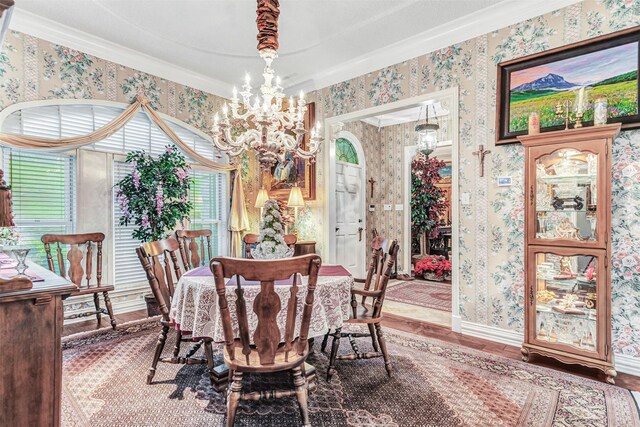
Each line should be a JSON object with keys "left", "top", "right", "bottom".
{"left": 386, "top": 280, "right": 452, "bottom": 312}
{"left": 61, "top": 320, "right": 639, "bottom": 426}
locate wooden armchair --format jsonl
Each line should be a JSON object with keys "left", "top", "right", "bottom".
{"left": 41, "top": 232, "right": 116, "bottom": 329}
{"left": 136, "top": 238, "right": 212, "bottom": 384}
{"left": 176, "top": 229, "right": 212, "bottom": 269}
{"left": 210, "top": 254, "right": 321, "bottom": 427}
{"left": 321, "top": 237, "right": 399, "bottom": 382}
{"left": 243, "top": 233, "right": 297, "bottom": 259}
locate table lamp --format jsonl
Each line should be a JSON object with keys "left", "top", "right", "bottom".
{"left": 254, "top": 188, "right": 269, "bottom": 216}
{"left": 287, "top": 186, "right": 305, "bottom": 233}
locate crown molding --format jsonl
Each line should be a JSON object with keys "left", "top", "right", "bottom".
{"left": 286, "top": 0, "right": 582, "bottom": 93}
{"left": 8, "top": 8, "right": 231, "bottom": 98}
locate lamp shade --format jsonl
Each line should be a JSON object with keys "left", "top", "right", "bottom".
{"left": 287, "top": 186, "right": 305, "bottom": 208}
{"left": 254, "top": 188, "right": 269, "bottom": 208}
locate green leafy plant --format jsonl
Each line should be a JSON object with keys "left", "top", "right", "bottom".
{"left": 411, "top": 154, "right": 448, "bottom": 245}
{"left": 116, "top": 145, "right": 192, "bottom": 242}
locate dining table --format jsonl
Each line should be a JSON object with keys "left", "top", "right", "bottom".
{"left": 170, "top": 264, "right": 354, "bottom": 343}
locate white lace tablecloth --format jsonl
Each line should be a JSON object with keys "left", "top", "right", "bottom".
{"left": 169, "top": 266, "right": 353, "bottom": 342}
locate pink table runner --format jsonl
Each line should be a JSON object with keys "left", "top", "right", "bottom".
{"left": 184, "top": 264, "right": 351, "bottom": 279}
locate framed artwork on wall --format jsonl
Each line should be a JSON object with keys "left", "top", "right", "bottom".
{"left": 496, "top": 26, "right": 640, "bottom": 144}
{"left": 262, "top": 102, "right": 317, "bottom": 202}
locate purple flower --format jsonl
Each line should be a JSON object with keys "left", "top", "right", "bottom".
{"left": 166, "top": 146, "right": 174, "bottom": 154}
{"left": 142, "top": 212, "right": 150, "bottom": 228}
{"left": 176, "top": 168, "right": 190, "bottom": 182}
{"left": 132, "top": 168, "right": 141, "bottom": 189}
{"left": 119, "top": 194, "right": 130, "bottom": 219}
{"left": 155, "top": 184, "right": 164, "bottom": 215}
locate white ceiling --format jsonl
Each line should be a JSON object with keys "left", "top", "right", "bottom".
{"left": 11, "top": 0, "right": 580, "bottom": 97}
{"left": 361, "top": 102, "right": 449, "bottom": 128}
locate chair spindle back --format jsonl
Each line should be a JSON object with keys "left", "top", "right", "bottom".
{"left": 41, "top": 233, "right": 104, "bottom": 288}
{"left": 176, "top": 229, "right": 212, "bottom": 269}
{"left": 242, "top": 233, "right": 259, "bottom": 259}
{"left": 371, "top": 240, "right": 399, "bottom": 318}
{"left": 136, "top": 238, "right": 183, "bottom": 321}
{"left": 210, "top": 254, "right": 321, "bottom": 366}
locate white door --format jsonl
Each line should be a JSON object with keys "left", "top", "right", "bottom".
{"left": 335, "top": 161, "right": 365, "bottom": 277}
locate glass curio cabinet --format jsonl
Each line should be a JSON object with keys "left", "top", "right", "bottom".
{"left": 518, "top": 123, "right": 620, "bottom": 384}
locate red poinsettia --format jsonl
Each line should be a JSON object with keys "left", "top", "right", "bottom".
{"left": 414, "top": 255, "right": 452, "bottom": 279}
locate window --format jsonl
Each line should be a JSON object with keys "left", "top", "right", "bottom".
{"left": 2, "top": 101, "right": 230, "bottom": 285}
{"left": 189, "top": 170, "right": 227, "bottom": 256}
{"left": 112, "top": 161, "right": 146, "bottom": 285}
{"left": 335, "top": 137, "right": 359, "bottom": 164}
{"left": 2, "top": 150, "right": 76, "bottom": 266}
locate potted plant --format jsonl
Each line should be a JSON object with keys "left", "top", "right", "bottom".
{"left": 115, "top": 144, "right": 192, "bottom": 316}
{"left": 411, "top": 153, "right": 448, "bottom": 255}
{"left": 414, "top": 255, "right": 452, "bottom": 282}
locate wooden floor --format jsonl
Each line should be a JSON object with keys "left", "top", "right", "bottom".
{"left": 63, "top": 309, "right": 640, "bottom": 392}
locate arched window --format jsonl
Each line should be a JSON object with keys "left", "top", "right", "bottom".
{"left": 0, "top": 101, "right": 228, "bottom": 284}
{"left": 335, "top": 137, "right": 359, "bottom": 165}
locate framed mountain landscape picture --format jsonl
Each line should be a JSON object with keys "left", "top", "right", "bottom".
{"left": 496, "top": 27, "right": 640, "bottom": 144}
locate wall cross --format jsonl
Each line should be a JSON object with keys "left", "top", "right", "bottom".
{"left": 368, "top": 177, "right": 376, "bottom": 198}
{"left": 472, "top": 144, "right": 491, "bottom": 177}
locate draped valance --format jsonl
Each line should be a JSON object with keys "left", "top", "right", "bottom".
{"left": 0, "top": 95, "right": 236, "bottom": 172}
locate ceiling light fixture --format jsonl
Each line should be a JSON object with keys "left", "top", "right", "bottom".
{"left": 415, "top": 103, "right": 439, "bottom": 156}
{"left": 212, "top": 0, "right": 323, "bottom": 169}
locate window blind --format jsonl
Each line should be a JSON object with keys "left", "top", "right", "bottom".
{"left": 2, "top": 150, "right": 76, "bottom": 266}
{"left": 190, "top": 170, "right": 227, "bottom": 256}
{"left": 112, "top": 161, "right": 146, "bottom": 285}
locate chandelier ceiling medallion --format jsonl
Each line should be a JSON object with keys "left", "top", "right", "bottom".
{"left": 212, "top": 0, "right": 323, "bottom": 169}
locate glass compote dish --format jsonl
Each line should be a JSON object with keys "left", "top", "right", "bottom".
{"left": 1, "top": 244, "right": 32, "bottom": 279}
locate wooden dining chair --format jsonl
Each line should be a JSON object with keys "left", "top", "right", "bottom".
{"left": 41, "top": 232, "right": 116, "bottom": 329}
{"left": 242, "top": 233, "right": 259, "bottom": 259}
{"left": 136, "top": 237, "right": 211, "bottom": 384}
{"left": 176, "top": 229, "right": 212, "bottom": 269}
{"left": 284, "top": 233, "right": 297, "bottom": 249}
{"left": 321, "top": 237, "right": 399, "bottom": 382}
{"left": 210, "top": 254, "right": 322, "bottom": 427}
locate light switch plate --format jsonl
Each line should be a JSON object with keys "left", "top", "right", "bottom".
{"left": 461, "top": 193, "right": 470, "bottom": 205}
{"left": 369, "top": 204, "right": 375, "bottom": 212}
{"left": 497, "top": 176, "right": 512, "bottom": 186}
{"left": 383, "top": 204, "right": 392, "bottom": 211}
{"left": 395, "top": 204, "right": 403, "bottom": 211}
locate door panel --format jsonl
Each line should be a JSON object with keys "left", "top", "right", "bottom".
{"left": 335, "top": 162, "right": 364, "bottom": 277}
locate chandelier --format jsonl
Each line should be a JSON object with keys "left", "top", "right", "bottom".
{"left": 415, "top": 103, "right": 439, "bottom": 156}
{"left": 212, "top": 0, "right": 323, "bottom": 169}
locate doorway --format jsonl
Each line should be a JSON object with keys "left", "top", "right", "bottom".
{"left": 334, "top": 132, "right": 366, "bottom": 278}
{"left": 324, "top": 87, "right": 460, "bottom": 332}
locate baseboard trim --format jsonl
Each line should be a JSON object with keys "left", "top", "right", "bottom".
{"left": 451, "top": 315, "right": 462, "bottom": 333}
{"left": 460, "top": 320, "right": 640, "bottom": 376}
{"left": 460, "top": 320, "right": 523, "bottom": 348}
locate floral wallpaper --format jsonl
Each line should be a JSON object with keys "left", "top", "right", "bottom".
{"left": 308, "top": 0, "right": 640, "bottom": 359}
{"left": 0, "top": 0, "right": 638, "bottom": 359}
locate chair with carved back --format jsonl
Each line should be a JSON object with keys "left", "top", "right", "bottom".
{"left": 283, "top": 233, "right": 297, "bottom": 248}
{"left": 321, "top": 237, "right": 399, "bottom": 382}
{"left": 210, "top": 254, "right": 321, "bottom": 427}
{"left": 176, "top": 229, "right": 212, "bottom": 269}
{"left": 242, "top": 233, "right": 259, "bottom": 259}
{"left": 41, "top": 232, "right": 116, "bottom": 329}
{"left": 136, "top": 237, "right": 212, "bottom": 384}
